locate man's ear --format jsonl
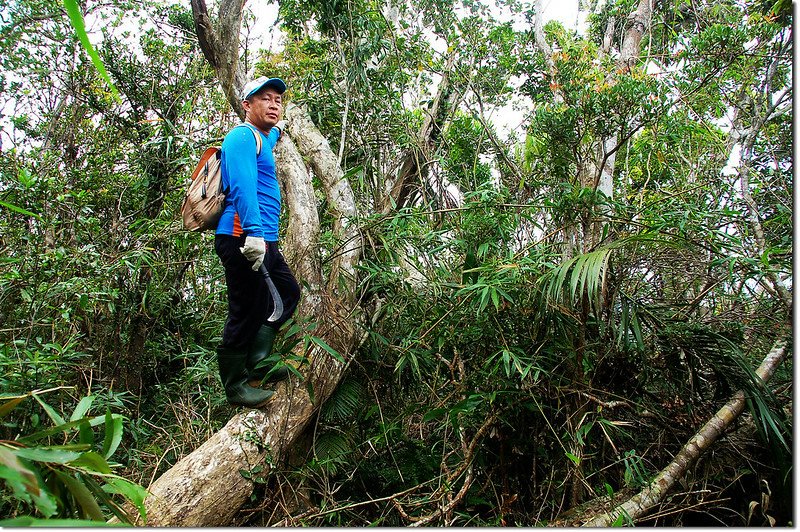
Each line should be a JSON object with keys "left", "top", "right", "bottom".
{"left": 242, "top": 99, "right": 251, "bottom": 115}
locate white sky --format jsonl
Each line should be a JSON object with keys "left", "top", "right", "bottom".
{"left": 246, "top": 0, "right": 588, "bottom": 139}
{"left": 248, "top": 0, "right": 587, "bottom": 51}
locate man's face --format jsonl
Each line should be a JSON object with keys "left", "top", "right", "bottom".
{"left": 243, "top": 87, "right": 283, "bottom": 131}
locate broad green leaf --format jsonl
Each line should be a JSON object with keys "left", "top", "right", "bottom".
{"left": 309, "top": 335, "right": 345, "bottom": 363}
{"left": 422, "top": 408, "right": 447, "bottom": 422}
{"left": 70, "top": 451, "right": 112, "bottom": 474}
{"left": 79, "top": 420, "right": 95, "bottom": 446}
{"left": 83, "top": 475, "right": 136, "bottom": 524}
{"left": 70, "top": 396, "right": 95, "bottom": 422}
{"left": 32, "top": 395, "right": 65, "bottom": 426}
{"left": 13, "top": 447, "right": 85, "bottom": 464}
{"left": 104, "top": 477, "right": 149, "bottom": 521}
{"left": 0, "top": 199, "right": 41, "bottom": 219}
{"left": 102, "top": 408, "right": 123, "bottom": 459}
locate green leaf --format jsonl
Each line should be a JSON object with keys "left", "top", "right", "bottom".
{"left": 0, "top": 199, "right": 41, "bottom": 219}
{"left": 70, "top": 396, "right": 95, "bottom": 422}
{"left": 32, "top": 395, "right": 65, "bottom": 426}
{"left": 102, "top": 408, "right": 123, "bottom": 459}
{"left": 308, "top": 335, "right": 345, "bottom": 363}
{"left": 565, "top": 451, "right": 581, "bottom": 466}
{"left": 14, "top": 447, "right": 85, "bottom": 464}
{"left": 422, "top": 407, "right": 447, "bottom": 422}
{"left": 103, "top": 477, "right": 149, "bottom": 522}
{"left": 55, "top": 470, "right": 105, "bottom": 521}
{"left": 62, "top": 0, "right": 120, "bottom": 102}
{"left": 306, "top": 380, "right": 315, "bottom": 404}
{"left": 70, "top": 451, "right": 112, "bottom": 474}
{"left": 79, "top": 420, "right": 95, "bottom": 446}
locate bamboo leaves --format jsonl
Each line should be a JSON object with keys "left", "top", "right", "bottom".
{"left": 0, "top": 391, "right": 148, "bottom": 525}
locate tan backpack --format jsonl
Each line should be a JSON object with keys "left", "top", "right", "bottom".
{"left": 181, "top": 124, "right": 262, "bottom": 231}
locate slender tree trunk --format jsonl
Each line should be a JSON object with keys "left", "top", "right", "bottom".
{"left": 584, "top": 0, "right": 653, "bottom": 198}
{"left": 580, "top": 338, "right": 789, "bottom": 526}
{"left": 381, "top": 51, "right": 458, "bottom": 213}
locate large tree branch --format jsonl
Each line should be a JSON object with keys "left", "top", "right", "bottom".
{"left": 190, "top": 0, "right": 246, "bottom": 119}
{"left": 581, "top": 338, "right": 790, "bottom": 526}
{"left": 382, "top": 51, "right": 458, "bottom": 213}
{"left": 285, "top": 104, "right": 362, "bottom": 294}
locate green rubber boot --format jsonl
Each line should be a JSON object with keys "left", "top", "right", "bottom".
{"left": 217, "top": 346, "right": 274, "bottom": 408}
{"left": 246, "top": 325, "right": 290, "bottom": 387}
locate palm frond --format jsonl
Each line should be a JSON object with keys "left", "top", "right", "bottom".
{"left": 321, "top": 378, "right": 366, "bottom": 423}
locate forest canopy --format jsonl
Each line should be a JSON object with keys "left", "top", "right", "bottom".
{"left": 0, "top": 0, "right": 792, "bottom": 526}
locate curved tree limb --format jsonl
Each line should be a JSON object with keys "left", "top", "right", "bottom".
{"left": 382, "top": 51, "right": 458, "bottom": 213}
{"left": 190, "top": 0, "right": 246, "bottom": 119}
{"left": 285, "top": 104, "right": 362, "bottom": 292}
{"left": 581, "top": 338, "right": 790, "bottom": 527}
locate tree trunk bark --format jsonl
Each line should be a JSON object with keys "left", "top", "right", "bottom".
{"left": 584, "top": 0, "right": 653, "bottom": 197}
{"left": 580, "top": 338, "right": 789, "bottom": 527}
{"left": 190, "top": 0, "right": 246, "bottom": 119}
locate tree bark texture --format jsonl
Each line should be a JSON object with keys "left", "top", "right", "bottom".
{"left": 580, "top": 338, "right": 789, "bottom": 527}
{"left": 134, "top": 106, "right": 362, "bottom": 527}
{"left": 284, "top": 104, "right": 362, "bottom": 291}
{"left": 190, "top": 0, "right": 246, "bottom": 119}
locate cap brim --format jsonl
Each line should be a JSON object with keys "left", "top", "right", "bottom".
{"left": 243, "top": 78, "right": 287, "bottom": 100}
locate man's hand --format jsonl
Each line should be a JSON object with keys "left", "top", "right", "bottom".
{"left": 275, "top": 120, "right": 287, "bottom": 137}
{"left": 240, "top": 236, "right": 266, "bottom": 271}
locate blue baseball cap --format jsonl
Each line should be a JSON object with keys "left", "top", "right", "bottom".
{"left": 241, "top": 76, "right": 287, "bottom": 100}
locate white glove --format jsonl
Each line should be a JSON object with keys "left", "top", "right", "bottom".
{"left": 275, "top": 120, "right": 287, "bottom": 137}
{"left": 240, "top": 236, "right": 266, "bottom": 271}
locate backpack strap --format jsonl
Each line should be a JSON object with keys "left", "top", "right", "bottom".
{"left": 239, "top": 122, "right": 263, "bottom": 156}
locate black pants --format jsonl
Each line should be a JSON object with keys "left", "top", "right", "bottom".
{"left": 215, "top": 234, "right": 301, "bottom": 350}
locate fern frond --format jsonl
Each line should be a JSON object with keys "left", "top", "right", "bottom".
{"left": 321, "top": 378, "right": 365, "bottom": 423}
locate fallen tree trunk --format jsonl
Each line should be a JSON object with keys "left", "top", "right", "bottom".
{"left": 580, "top": 338, "right": 790, "bottom": 527}
{"left": 132, "top": 106, "right": 361, "bottom": 527}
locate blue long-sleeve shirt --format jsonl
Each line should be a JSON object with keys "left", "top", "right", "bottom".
{"left": 216, "top": 123, "right": 281, "bottom": 241}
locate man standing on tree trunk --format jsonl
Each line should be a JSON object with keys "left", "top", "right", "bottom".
{"left": 214, "top": 76, "right": 300, "bottom": 408}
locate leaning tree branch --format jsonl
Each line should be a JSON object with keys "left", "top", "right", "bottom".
{"left": 581, "top": 338, "right": 790, "bottom": 527}
{"left": 285, "top": 104, "right": 363, "bottom": 292}
{"left": 382, "top": 50, "right": 458, "bottom": 214}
